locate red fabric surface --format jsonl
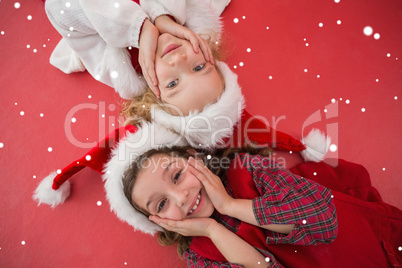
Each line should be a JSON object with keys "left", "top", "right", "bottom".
{"left": 1, "top": 0, "right": 401, "bottom": 267}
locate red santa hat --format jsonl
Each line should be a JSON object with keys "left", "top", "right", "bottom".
{"left": 33, "top": 61, "right": 330, "bottom": 235}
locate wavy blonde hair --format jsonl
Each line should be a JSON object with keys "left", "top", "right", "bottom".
{"left": 120, "top": 32, "right": 229, "bottom": 126}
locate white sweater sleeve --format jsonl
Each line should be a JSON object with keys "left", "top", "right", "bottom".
{"left": 79, "top": 0, "right": 148, "bottom": 48}
{"left": 140, "top": 0, "right": 186, "bottom": 25}
{"left": 45, "top": 0, "right": 148, "bottom": 99}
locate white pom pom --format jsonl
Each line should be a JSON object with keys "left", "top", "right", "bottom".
{"left": 33, "top": 172, "right": 71, "bottom": 207}
{"left": 301, "top": 129, "right": 331, "bottom": 162}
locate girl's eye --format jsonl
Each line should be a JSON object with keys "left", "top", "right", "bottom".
{"left": 157, "top": 199, "right": 166, "bottom": 213}
{"left": 174, "top": 170, "right": 182, "bottom": 183}
{"left": 168, "top": 79, "right": 178, "bottom": 88}
{"left": 193, "top": 64, "right": 206, "bottom": 72}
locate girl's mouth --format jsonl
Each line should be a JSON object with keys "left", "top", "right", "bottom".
{"left": 188, "top": 192, "right": 201, "bottom": 215}
{"left": 162, "top": 44, "right": 181, "bottom": 57}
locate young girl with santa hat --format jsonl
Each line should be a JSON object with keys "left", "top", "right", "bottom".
{"left": 122, "top": 146, "right": 338, "bottom": 267}
{"left": 121, "top": 145, "right": 402, "bottom": 267}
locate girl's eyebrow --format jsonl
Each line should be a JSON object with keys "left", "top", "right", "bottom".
{"left": 145, "top": 160, "right": 176, "bottom": 212}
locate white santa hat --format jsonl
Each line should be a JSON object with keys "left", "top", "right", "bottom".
{"left": 33, "top": 61, "right": 330, "bottom": 235}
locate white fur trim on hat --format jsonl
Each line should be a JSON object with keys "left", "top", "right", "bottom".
{"left": 152, "top": 61, "right": 245, "bottom": 150}
{"left": 301, "top": 129, "right": 331, "bottom": 162}
{"left": 103, "top": 122, "right": 188, "bottom": 235}
{"left": 33, "top": 172, "right": 71, "bottom": 207}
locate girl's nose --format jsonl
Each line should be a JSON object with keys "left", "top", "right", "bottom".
{"left": 168, "top": 53, "right": 187, "bottom": 66}
{"left": 175, "top": 188, "right": 189, "bottom": 208}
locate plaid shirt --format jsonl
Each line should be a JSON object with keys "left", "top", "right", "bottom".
{"left": 183, "top": 154, "right": 338, "bottom": 268}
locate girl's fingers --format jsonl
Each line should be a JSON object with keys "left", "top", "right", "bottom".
{"left": 189, "top": 34, "right": 200, "bottom": 54}
{"left": 142, "top": 63, "right": 160, "bottom": 98}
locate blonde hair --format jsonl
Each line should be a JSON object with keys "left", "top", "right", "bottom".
{"left": 122, "top": 145, "right": 271, "bottom": 258}
{"left": 120, "top": 32, "right": 228, "bottom": 126}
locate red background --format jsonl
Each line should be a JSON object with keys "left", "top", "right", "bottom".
{"left": 0, "top": 0, "right": 401, "bottom": 267}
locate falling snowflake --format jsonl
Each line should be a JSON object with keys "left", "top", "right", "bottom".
{"left": 331, "top": 98, "right": 336, "bottom": 103}
{"left": 71, "top": 117, "right": 76, "bottom": 123}
{"left": 86, "top": 155, "right": 91, "bottom": 161}
{"left": 246, "top": 48, "right": 251, "bottom": 52}
{"left": 268, "top": 76, "right": 273, "bottom": 80}
{"left": 313, "top": 172, "right": 317, "bottom": 176}
{"left": 57, "top": 169, "right": 62, "bottom": 174}
{"left": 239, "top": 62, "right": 244, "bottom": 67}
{"left": 0, "top": 143, "right": 4, "bottom": 148}
{"left": 373, "top": 33, "right": 380, "bottom": 40}
{"left": 345, "top": 99, "right": 350, "bottom": 104}
{"left": 337, "top": 20, "right": 342, "bottom": 25}
{"left": 21, "top": 241, "right": 26, "bottom": 245}
{"left": 304, "top": 69, "right": 308, "bottom": 72}
{"left": 233, "top": 18, "right": 239, "bottom": 23}
{"left": 318, "top": 22, "right": 323, "bottom": 27}
{"left": 363, "top": 26, "right": 373, "bottom": 36}
{"left": 48, "top": 147, "right": 53, "bottom": 152}
{"left": 382, "top": 168, "right": 386, "bottom": 171}
{"left": 330, "top": 144, "right": 338, "bottom": 152}
{"left": 20, "top": 111, "right": 24, "bottom": 116}
{"left": 27, "top": 15, "right": 32, "bottom": 21}
{"left": 110, "top": 71, "right": 118, "bottom": 79}
{"left": 97, "top": 201, "right": 102, "bottom": 206}
{"left": 14, "top": 2, "right": 21, "bottom": 9}
{"left": 361, "top": 108, "right": 366, "bottom": 112}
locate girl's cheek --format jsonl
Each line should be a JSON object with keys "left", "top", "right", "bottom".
{"left": 163, "top": 207, "right": 184, "bottom": 221}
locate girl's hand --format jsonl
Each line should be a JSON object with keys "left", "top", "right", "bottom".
{"left": 149, "top": 215, "right": 217, "bottom": 238}
{"left": 138, "top": 19, "right": 161, "bottom": 98}
{"left": 154, "top": 15, "right": 214, "bottom": 65}
{"left": 188, "top": 157, "right": 233, "bottom": 216}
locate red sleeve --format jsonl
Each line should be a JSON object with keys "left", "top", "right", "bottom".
{"left": 242, "top": 154, "right": 338, "bottom": 245}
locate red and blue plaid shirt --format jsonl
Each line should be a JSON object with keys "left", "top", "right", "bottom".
{"left": 183, "top": 154, "right": 338, "bottom": 267}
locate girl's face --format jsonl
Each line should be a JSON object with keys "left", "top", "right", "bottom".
{"left": 155, "top": 33, "right": 225, "bottom": 116}
{"left": 132, "top": 154, "right": 215, "bottom": 221}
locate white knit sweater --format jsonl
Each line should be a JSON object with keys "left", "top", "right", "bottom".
{"left": 46, "top": 0, "right": 230, "bottom": 99}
